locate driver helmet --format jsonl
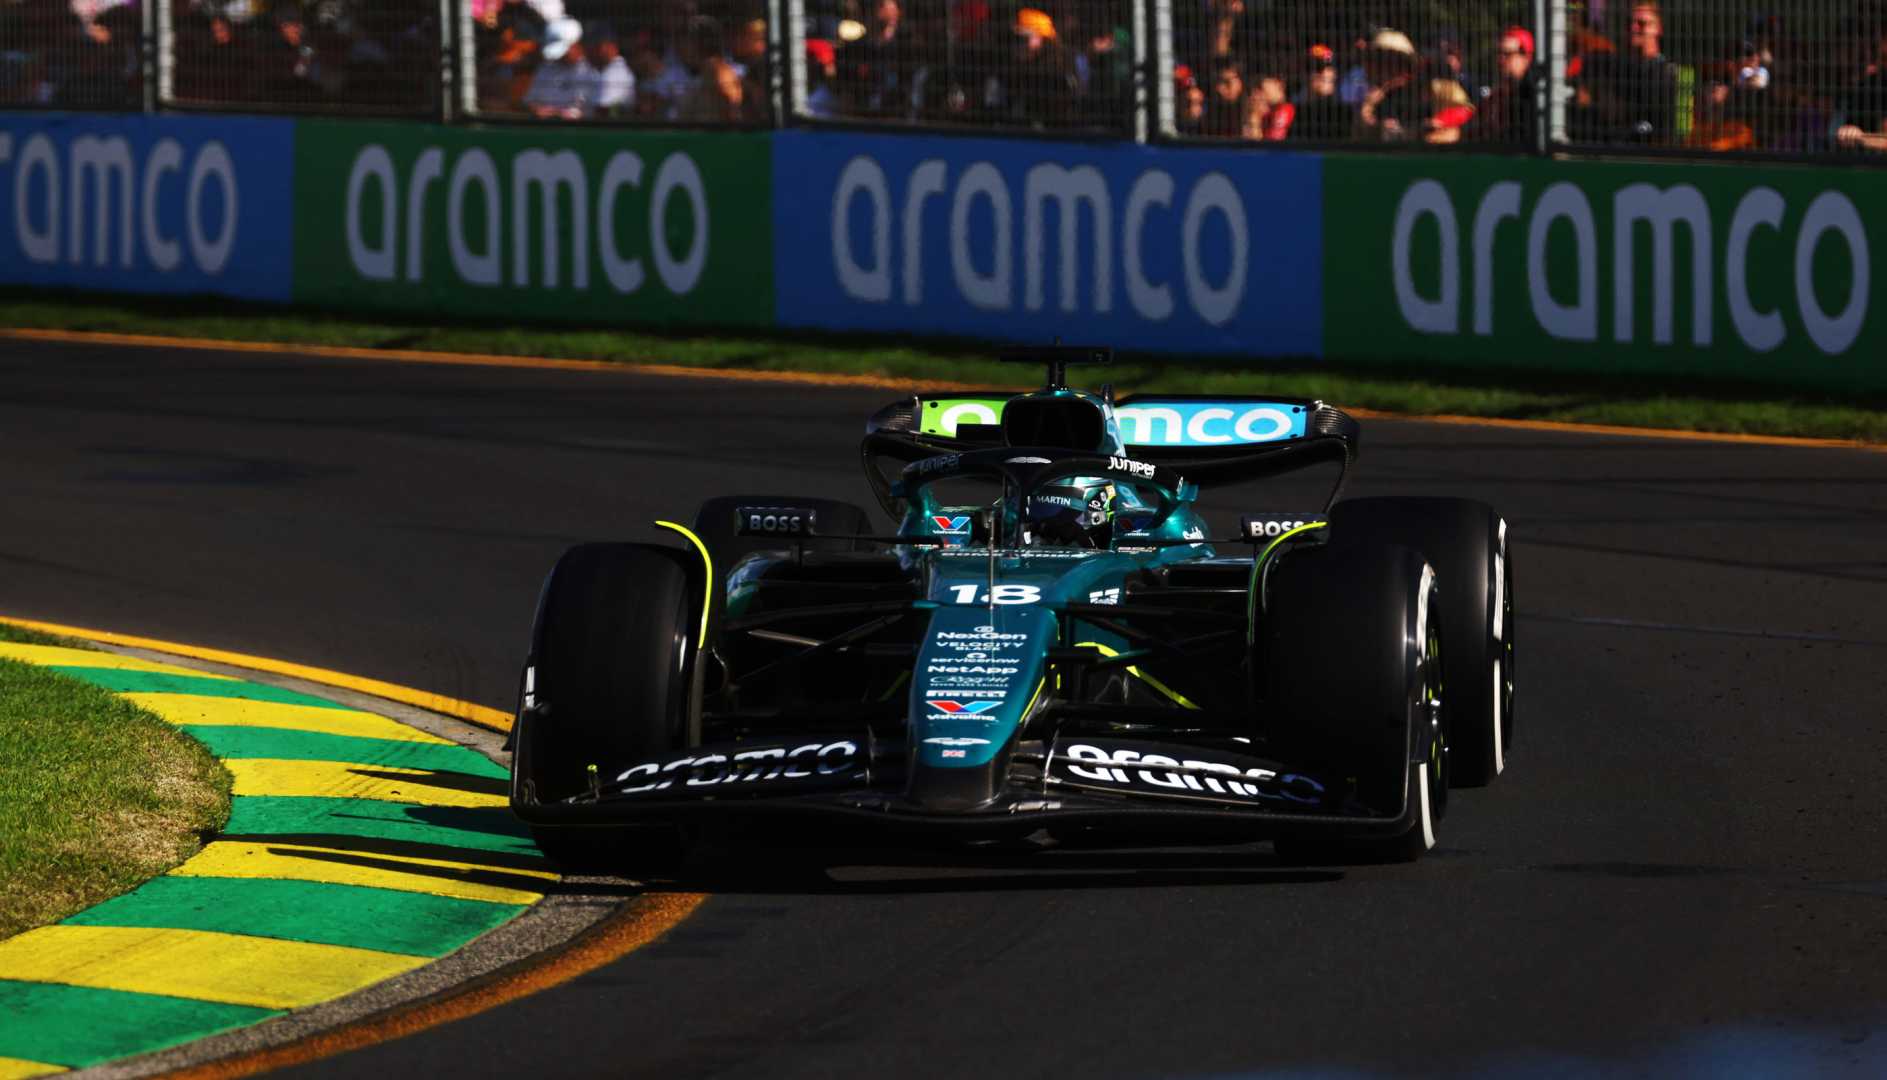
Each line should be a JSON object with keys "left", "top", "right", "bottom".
{"left": 1023, "top": 480, "right": 1115, "bottom": 548}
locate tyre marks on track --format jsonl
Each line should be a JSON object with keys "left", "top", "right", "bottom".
{"left": 0, "top": 644, "right": 549, "bottom": 1077}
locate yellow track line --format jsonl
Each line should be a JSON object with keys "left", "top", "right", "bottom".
{"left": 162, "top": 892, "right": 708, "bottom": 1080}
{"left": 1346, "top": 406, "right": 1885, "bottom": 452}
{"left": 0, "top": 643, "right": 237, "bottom": 679}
{"left": 0, "top": 617, "right": 514, "bottom": 732}
{"left": 5, "top": 326, "right": 1879, "bottom": 451}
{"left": 0, "top": 327, "right": 982, "bottom": 392}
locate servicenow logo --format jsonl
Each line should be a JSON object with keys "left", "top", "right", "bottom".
{"left": 342, "top": 143, "right": 709, "bottom": 295}
{"left": 829, "top": 155, "right": 1249, "bottom": 325}
{"left": 1391, "top": 178, "right": 1869, "bottom": 355}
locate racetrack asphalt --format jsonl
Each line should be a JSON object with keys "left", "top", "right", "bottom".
{"left": 4, "top": 337, "right": 1885, "bottom": 1077}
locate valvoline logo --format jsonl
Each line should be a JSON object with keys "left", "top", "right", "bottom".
{"left": 932, "top": 515, "right": 971, "bottom": 534}
{"left": 928, "top": 700, "right": 1001, "bottom": 715}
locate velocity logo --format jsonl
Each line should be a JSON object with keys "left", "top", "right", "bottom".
{"left": 932, "top": 515, "right": 971, "bottom": 534}
{"left": 927, "top": 700, "right": 1001, "bottom": 715}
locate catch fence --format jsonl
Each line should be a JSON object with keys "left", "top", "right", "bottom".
{"left": 5, "top": 0, "right": 1887, "bottom": 162}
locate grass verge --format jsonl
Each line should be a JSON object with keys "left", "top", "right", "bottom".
{"left": 0, "top": 640, "right": 231, "bottom": 940}
{"left": 5, "top": 290, "right": 1886, "bottom": 443}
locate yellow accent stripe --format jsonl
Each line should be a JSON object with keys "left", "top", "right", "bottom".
{"left": 122, "top": 693, "right": 456, "bottom": 744}
{"left": 1073, "top": 642, "right": 1199, "bottom": 710}
{"left": 0, "top": 1056, "right": 66, "bottom": 1079}
{"left": 655, "top": 521, "right": 714, "bottom": 649}
{"left": 0, "top": 926, "right": 427, "bottom": 1011}
{"left": 172, "top": 841, "right": 551, "bottom": 905}
{"left": 1248, "top": 521, "right": 1330, "bottom": 643}
{"left": 0, "top": 617, "right": 513, "bottom": 732}
{"left": 9, "top": 328, "right": 1879, "bottom": 452}
{"left": 0, "top": 643, "right": 233, "bottom": 679}
{"left": 0, "top": 328, "right": 988, "bottom": 393}
{"left": 223, "top": 759, "right": 507, "bottom": 808}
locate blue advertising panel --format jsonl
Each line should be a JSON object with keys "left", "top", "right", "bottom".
{"left": 0, "top": 113, "right": 295, "bottom": 301}
{"left": 772, "top": 130, "right": 1323, "bottom": 357}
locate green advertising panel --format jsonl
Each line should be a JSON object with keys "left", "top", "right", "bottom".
{"left": 1324, "top": 154, "right": 1887, "bottom": 391}
{"left": 293, "top": 120, "right": 772, "bottom": 326}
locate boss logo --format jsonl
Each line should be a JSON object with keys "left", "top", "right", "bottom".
{"left": 735, "top": 507, "right": 816, "bottom": 536}
{"left": 1241, "top": 514, "right": 1327, "bottom": 541}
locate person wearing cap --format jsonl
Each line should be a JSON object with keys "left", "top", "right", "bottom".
{"left": 836, "top": 0, "right": 914, "bottom": 118}
{"left": 1469, "top": 26, "right": 1539, "bottom": 145}
{"left": 523, "top": 16, "right": 600, "bottom": 118}
{"left": 1290, "top": 43, "right": 1355, "bottom": 140}
{"left": 1005, "top": 7, "right": 1077, "bottom": 127}
{"left": 804, "top": 37, "right": 840, "bottom": 118}
{"left": 1358, "top": 28, "right": 1419, "bottom": 140}
{"left": 1174, "top": 62, "right": 1207, "bottom": 133}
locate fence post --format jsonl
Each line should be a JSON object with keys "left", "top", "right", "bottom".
{"left": 1130, "top": 0, "right": 1147, "bottom": 142}
{"left": 456, "top": 0, "right": 478, "bottom": 120}
{"left": 437, "top": 0, "right": 456, "bottom": 122}
{"left": 1546, "top": 0, "right": 1567, "bottom": 149}
{"left": 783, "top": 0, "right": 807, "bottom": 122}
{"left": 1150, "top": 0, "right": 1174, "bottom": 138}
{"left": 150, "top": 0, "right": 173, "bottom": 110}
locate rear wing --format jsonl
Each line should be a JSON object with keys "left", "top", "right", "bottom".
{"left": 862, "top": 392, "right": 1360, "bottom": 511}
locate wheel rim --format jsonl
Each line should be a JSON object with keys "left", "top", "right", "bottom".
{"left": 1420, "top": 570, "right": 1446, "bottom": 836}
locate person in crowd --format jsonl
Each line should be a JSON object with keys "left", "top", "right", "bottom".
{"left": 1201, "top": 55, "right": 1244, "bottom": 136}
{"left": 476, "top": 0, "right": 546, "bottom": 113}
{"left": 804, "top": 37, "right": 841, "bottom": 119}
{"left": 1357, "top": 28, "right": 1419, "bottom": 140}
{"left": 586, "top": 21, "right": 636, "bottom": 117}
{"left": 1585, "top": 0, "right": 1677, "bottom": 144}
{"left": 522, "top": 17, "right": 599, "bottom": 119}
{"left": 1242, "top": 67, "right": 1293, "bottom": 140}
{"left": 1691, "top": 38, "right": 1770, "bottom": 151}
{"left": 1077, "top": 13, "right": 1131, "bottom": 130}
{"left": 1470, "top": 26, "right": 1539, "bottom": 145}
{"left": 732, "top": 17, "right": 769, "bottom": 123}
{"left": 1004, "top": 7, "right": 1077, "bottom": 127}
{"left": 1423, "top": 76, "right": 1476, "bottom": 143}
{"left": 1290, "top": 43, "right": 1354, "bottom": 140}
{"left": 837, "top": 0, "right": 914, "bottom": 118}
{"left": 1174, "top": 62, "right": 1207, "bottom": 134}
{"left": 678, "top": 53, "right": 743, "bottom": 122}
{"left": 1836, "top": 24, "right": 1887, "bottom": 152}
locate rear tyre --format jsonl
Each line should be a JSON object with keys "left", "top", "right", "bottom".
{"left": 1330, "top": 497, "right": 1513, "bottom": 787}
{"left": 1261, "top": 542, "right": 1445, "bottom": 865}
{"left": 520, "top": 543, "right": 700, "bottom": 874}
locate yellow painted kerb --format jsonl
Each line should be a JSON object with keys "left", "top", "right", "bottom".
{"left": 0, "top": 616, "right": 513, "bottom": 731}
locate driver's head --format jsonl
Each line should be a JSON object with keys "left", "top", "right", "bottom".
{"left": 1023, "top": 481, "right": 1115, "bottom": 548}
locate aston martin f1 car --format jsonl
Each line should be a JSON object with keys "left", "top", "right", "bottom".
{"left": 509, "top": 348, "right": 1515, "bottom": 867}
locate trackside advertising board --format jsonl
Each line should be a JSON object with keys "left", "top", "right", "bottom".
{"left": 1324, "top": 155, "right": 1887, "bottom": 392}
{"left": 771, "top": 130, "right": 1323, "bottom": 356}
{"left": 292, "top": 121, "right": 774, "bottom": 326}
{"left": 0, "top": 113, "right": 294, "bottom": 300}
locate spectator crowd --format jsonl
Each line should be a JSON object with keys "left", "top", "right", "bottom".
{"left": 9, "top": 0, "right": 1887, "bottom": 155}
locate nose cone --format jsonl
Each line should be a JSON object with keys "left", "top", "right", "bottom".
{"left": 905, "top": 605, "right": 1053, "bottom": 810}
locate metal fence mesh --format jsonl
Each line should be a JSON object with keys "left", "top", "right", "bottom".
{"left": 1, "top": 0, "right": 143, "bottom": 108}
{"left": 1559, "top": 0, "right": 1887, "bottom": 156}
{"left": 792, "top": 0, "right": 1139, "bottom": 135}
{"left": 165, "top": 0, "right": 441, "bottom": 114}
{"left": 1166, "top": 0, "right": 1539, "bottom": 147}
{"left": 471, "top": 0, "right": 771, "bottom": 124}
{"left": 11, "top": 0, "right": 1887, "bottom": 161}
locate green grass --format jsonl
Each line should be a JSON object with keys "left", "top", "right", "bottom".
{"left": 6, "top": 290, "right": 1887, "bottom": 443}
{"left": 0, "top": 659, "right": 231, "bottom": 940}
{"left": 0, "top": 621, "right": 89, "bottom": 649}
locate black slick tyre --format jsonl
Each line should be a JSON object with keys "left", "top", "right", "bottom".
{"left": 1330, "top": 497, "right": 1513, "bottom": 787}
{"left": 1261, "top": 542, "right": 1445, "bottom": 865}
{"left": 519, "top": 542, "right": 700, "bottom": 874}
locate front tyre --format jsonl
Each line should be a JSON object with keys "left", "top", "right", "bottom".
{"left": 1331, "top": 497, "right": 1513, "bottom": 787}
{"left": 1262, "top": 543, "right": 1445, "bottom": 865}
{"left": 515, "top": 543, "right": 701, "bottom": 874}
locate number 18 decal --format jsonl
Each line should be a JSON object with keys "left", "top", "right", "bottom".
{"left": 947, "top": 584, "right": 1041, "bottom": 605}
